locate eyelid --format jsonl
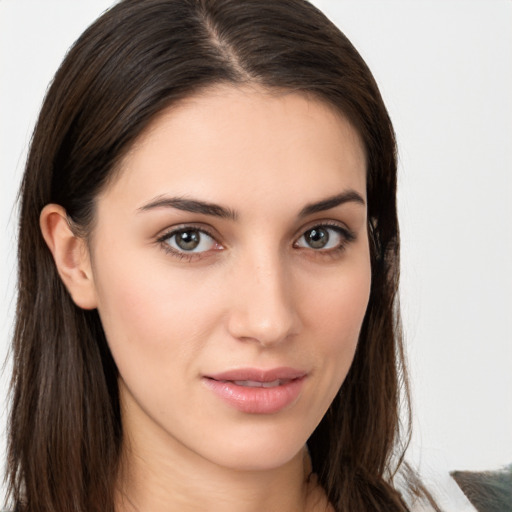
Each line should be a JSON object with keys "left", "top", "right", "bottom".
{"left": 294, "top": 219, "right": 355, "bottom": 240}
{"left": 155, "top": 223, "right": 223, "bottom": 259}
{"left": 156, "top": 222, "right": 219, "bottom": 241}
{"left": 293, "top": 221, "right": 356, "bottom": 252}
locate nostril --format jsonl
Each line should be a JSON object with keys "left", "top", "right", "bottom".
{"left": 227, "top": 313, "right": 298, "bottom": 347}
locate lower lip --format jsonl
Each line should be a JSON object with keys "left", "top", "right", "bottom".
{"left": 202, "top": 377, "right": 305, "bottom": 414}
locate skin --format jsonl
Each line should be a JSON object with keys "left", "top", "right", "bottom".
{"left": 41, "top": 85, "right": 370, "bottom": 512}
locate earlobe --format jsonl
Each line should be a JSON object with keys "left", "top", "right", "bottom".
{"left": 39, "top": 204, "right": 98, "bottom": 310}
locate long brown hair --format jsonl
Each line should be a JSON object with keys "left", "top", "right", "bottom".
{"left": 8, "top": 0, "right": 418, "bottom": 510}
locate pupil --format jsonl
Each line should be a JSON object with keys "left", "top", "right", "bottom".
{"left": 176, "top": 230, "right": 200, "bottom": 250}
{"left": 307, "top": 228, "right": 329, "bottom": 249}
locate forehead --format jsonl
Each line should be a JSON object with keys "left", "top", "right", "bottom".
{"left": 101, "top": 85, "right": 367, "bottom": 213}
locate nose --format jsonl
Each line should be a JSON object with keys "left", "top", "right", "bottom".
{"left": 226, "top": 251, "right": 300, "bottom": 347}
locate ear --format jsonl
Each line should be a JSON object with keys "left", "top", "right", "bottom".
{"left": 40, "top": 204, "right": 98, "bottom": 310}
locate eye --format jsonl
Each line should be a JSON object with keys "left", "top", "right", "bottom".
{"left": 294, "top": 225, "right": 354, "bottom": 251}
{"left": 161, "top": 228, "right": 221, "bottom": 254}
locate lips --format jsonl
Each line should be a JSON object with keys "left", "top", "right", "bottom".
{"left": 202, "top": 367, "right": 307, "bottom": 414}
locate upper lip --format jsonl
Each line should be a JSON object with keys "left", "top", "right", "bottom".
{"left": 205, "top": 367, "right": 307, "bottom": 383}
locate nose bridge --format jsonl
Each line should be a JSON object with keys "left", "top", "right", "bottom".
{"left": 227, "top": 243, "right": 298, "bottom": 346}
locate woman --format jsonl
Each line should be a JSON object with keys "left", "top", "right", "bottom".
{"left": 6, "top": 0, "right": 431, "bottom": 511}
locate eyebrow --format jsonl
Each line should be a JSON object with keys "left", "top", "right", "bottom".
{"left": 298, "top": 190, "right": 365, "bottom": 217}
{"left": 138, "top": 196, "right": 237, "bottom": 220}
{"left": 137, "top": 189, "right": 365, "bottom": 220}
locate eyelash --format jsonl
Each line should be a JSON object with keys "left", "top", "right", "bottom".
{"left": 293, "top": 222, "right": 356, "bottom": 257}
{"left": 156, "top": 222, "right": 356, "bottom": 262}
{"left": 156, "top": 225, "right": 221, "bottom": 261}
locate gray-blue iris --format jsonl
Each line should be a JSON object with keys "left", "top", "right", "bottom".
{"left": 305, "top": 228, "right": 329, "bottom": 249}
{"left": 176, "top": 230, "right": 201, "bottom": 250}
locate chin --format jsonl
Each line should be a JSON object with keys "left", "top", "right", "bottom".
{"left": 209, "top": 442, "right": 304, "bottom": 472}
{"left": 187, "top": 415, "right": 315, "bottom": 472}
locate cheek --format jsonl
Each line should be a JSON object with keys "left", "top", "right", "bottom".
{"left": 92, "top": 251, "right": 219, "bottom": 378}
{"left": 305, "top": 254, "right": 371, "bottom": 340}
{"left": 92, "top": 255, "right": 227, "bottom": 435}
{"left": 302, "top": 254, "right": 371, "bottom": 388}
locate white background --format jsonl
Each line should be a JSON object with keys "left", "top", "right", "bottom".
{"left": 1, "top": 1, "right": 511, "bottom": 510}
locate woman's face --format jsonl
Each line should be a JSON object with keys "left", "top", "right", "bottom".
{"left": 88, "top": 85, "right": 370, "bottom": 471}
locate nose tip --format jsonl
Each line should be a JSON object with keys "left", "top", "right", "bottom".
{"left": 226, "top": 264, "right": 299, "bottom": 347}
{"left": 229, "top": 312, "right": 292, "bottom": 347}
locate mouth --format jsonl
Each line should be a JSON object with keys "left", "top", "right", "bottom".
{"left": 202, "top": 367, "right": 307, "bottom": 414}
{"left": 229, "top": 379, "right": 285, "bottom": 388}
{"left": 205, "top": 366, "right": 306, "bottom": 383}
